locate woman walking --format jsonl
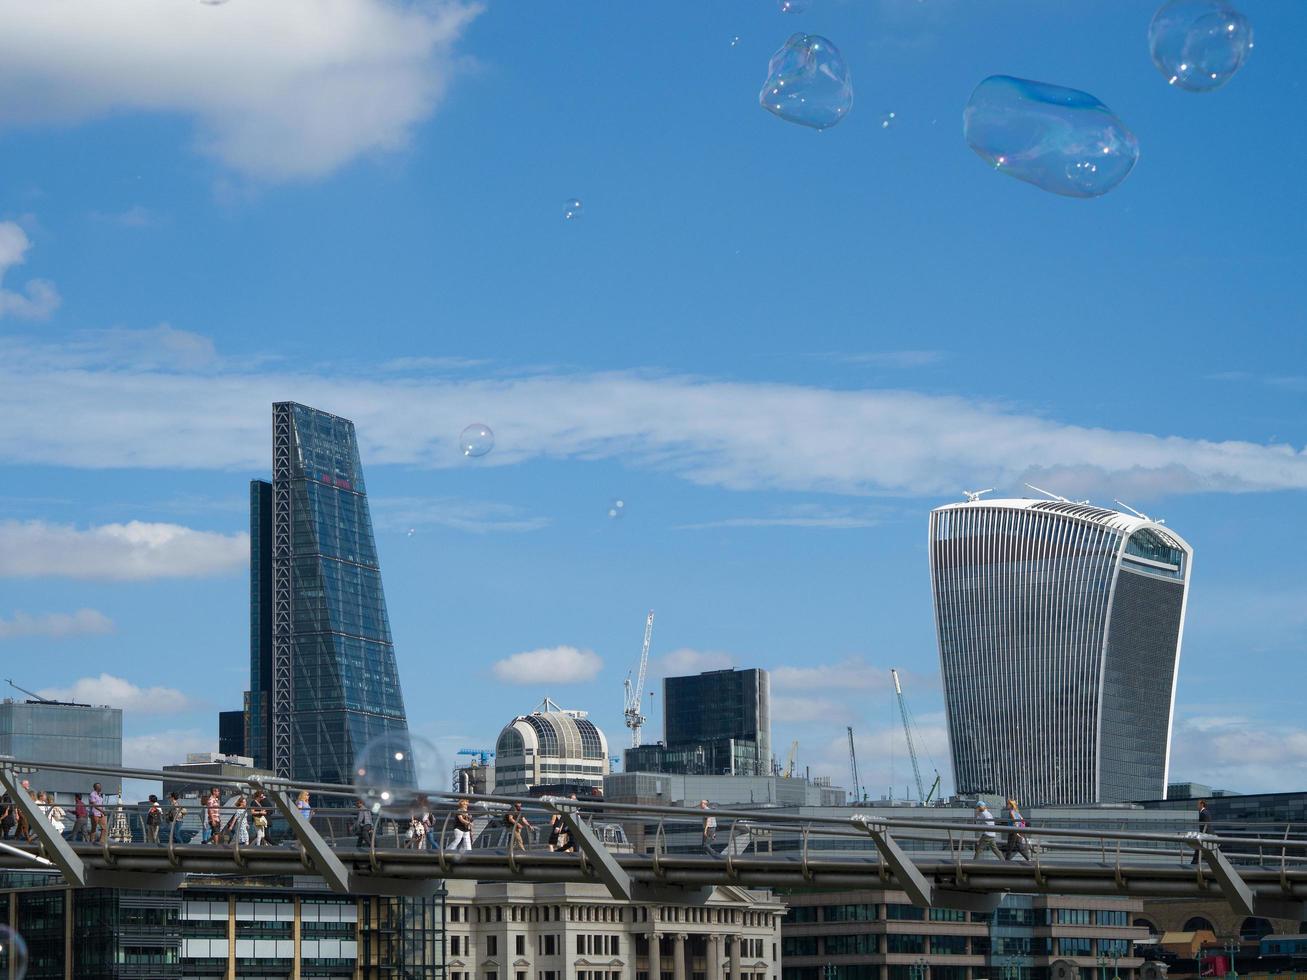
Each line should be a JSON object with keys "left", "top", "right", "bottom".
{"left": 448, "top": 800, "right": 474, "bottom": 852}
{"left": 229, "top": 796, "right": 250, "bottom": 847}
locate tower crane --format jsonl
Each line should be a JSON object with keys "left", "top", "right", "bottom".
{"left": 783, "top": 740, "right": 799, "bottom": 779}
{"left": 623, "top": 611, "right": 655, "bottom": 748}
{"left": 847, "top": 726, "right": 861, "bottom": 803}
{"left": 892, "top": 668, "right": 940, "bottom": 804}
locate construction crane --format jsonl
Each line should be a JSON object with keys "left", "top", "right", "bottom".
{"left": 847, "top": 727, "right": 861, "bottom": 803}
{"left": 5, "top": 678, "right": 54, "bottom": 703}
{"left": 623, "top": 610, "right": 655, "bottom": 748}
{"left": 783, "top": 740, "right": 799, "bottom": 779}
{"left": 456, "top": 748, "right": 495, "bottom": 766}
{"left": 892, "top": 668, "right": 940, "bottom": 804}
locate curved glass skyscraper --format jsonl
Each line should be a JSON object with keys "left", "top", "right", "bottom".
{"left": 929, "top": 498, "right": 1192, "bottom": 805}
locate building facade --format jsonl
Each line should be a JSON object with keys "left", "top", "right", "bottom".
{"left": 781, "top": 889, "right": 1147, "bottom": 980}
{"left": 0, "top": 698, "right": 122, "bottom": 803}
{"left": 625, "top": 668, "right": 772, "bottom": 778}
{"left": 243, "top": 402, "right": 412, "bottom": 785}
{"left": 493, "top": 700, "right": 610, "bottom": 797}
{"left": 929, "top": 498, "right": 1193, "bottom": 805}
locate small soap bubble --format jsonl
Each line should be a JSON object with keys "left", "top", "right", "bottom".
{"left": 407, "top": 528, "right": 416, "bottom": 537}
{"left": 0, "top": 926, "right": 29, "bottom": 980}
{"left": 963, "top": 75, "right": 1139, "bottom": 199}
{"left": 564, "top": 198, "right": 583, "bottom": 220}
{"left": 779, "top": 0, "right": 809, "bottom": 12}
{"left": 1149, "top": 0, "right": 1252, "bottom": 92}
{"left": 608, "top": 499, "right": 626, "bottom": 519}
{"left": 459, "top": 424, "right": 494, "bottom": 458}
{"left": 880, "top": 111, "right": 896, "bottom": 129}
{"left": 759, "top": 34, "right": 853, "bottom": 130}
{"left": 730, "top": 35, "right": 741, "bottom": 48}
{"left": 353, "top": 731, "right": 446, "bottom": 818}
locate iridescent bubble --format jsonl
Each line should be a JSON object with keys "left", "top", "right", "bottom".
{"left": 1149, "top": 0, "right": 1253, "bottom": 92}
{"left": 0, "top": 926, "right": 28, "bottom": 980}
{"left": 880, "top": 111, "right": 896, "bottom": 129}
{"left": 353, "top": 731, "right": 446, "bottom": 818}
{"left": 459, "top": 424, "right": 494, "bottom": 458}
{"left": 730, "top": 35, "right": 741, "bottom": 48}
{"left": 608, "top": 499, "right": 626, "bottom": 519}
{"left": 564, "top": 198, "right": 583, "bottom": 220}
{"left": 963, "top": 75, "right": 1139, "bottom": 199}
{"left": 779, "top": 0, "right": 809, "bottom": 12}
{"left": 758, "top": 34, "right": 853, "bottom": 131}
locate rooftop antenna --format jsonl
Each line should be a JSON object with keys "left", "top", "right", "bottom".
{"left": 5, "top": 678, "right": 54, "bottom": 704}
{"left": 1023, "top": 482, "right": 1069, "bottom": 503}
{"left": 1114, "top": 499, "right": 1152, "bottom": 522}
{"left": 963, "top": 488, "right": 994, "bottom": 503}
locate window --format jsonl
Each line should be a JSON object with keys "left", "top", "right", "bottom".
{"left": 886, "top": 904, "right": 925, "bottom": 921}
{"left": 1098, "top": 910, "right": 1128, "bottom": 927}
{"left": 1057, "top": 909, "right": 1091, "bottom": 925}
{"left": 785, "top": 906, "right": 818, "bottom": 923}
{"left": 488, "top": 936, "right": 498, "bottom": 956}
{"left": 824, "top": 904, "right": 877, "bottom": 922}
{"left": 825, "top": 935, "right": 877, "bottom": 956}
{"left": 1059, "top": 937, "right": 1093, "bottom": 957}
{"left": 930, "top": 935, "right": 968, "bottom": 955}
{"left": 887, "top": 934, "right": 925, "bottom": 954}
{"left": 516, "top": 935, "right": 526, "bottom": 956}
{"left": 929, "top": 908, "right": 967, "bottom": 922}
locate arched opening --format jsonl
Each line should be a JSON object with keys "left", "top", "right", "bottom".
{"left": 1134, "top": 918, "right": 1160, "bottom": 935}
{"left": 1184, "top": 916, "right": 1216, "bottom": 933}
{"left": 1240, "top": 917, "right": 1273, "bottom": 941}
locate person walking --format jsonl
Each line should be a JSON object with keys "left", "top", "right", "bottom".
{"left": 204, "top": 787, "right": 223, "bottom": 845}
{"left": 973, "top": 801, "right": 1004, "bottom": 859}
{"left": 1002, "top": 797, "right": 1032, "bottom": 861}
{"left": 448, "top": 800, "right": 474, "bottom": 852}
{"left": 71, "top": 793, "right": 89, "bottom": 842}
{"left": 164, "top": 792, "right": 186, "bottom": 844}
{"left": 44, "top": 794, "right": 67, "bottom": 837}
{"left": 145, "top": 795, "right": 163, "bottom": 844}
{"left": 295, "top": 791, "right": 313, "bottom": 822}
{"left": 505, "top": 802, "right": 533, "bottom": 851}
{"left": 89, "top": 783, "right": 107, "bottom": 844}
{"left": 250, "top": 792, "right": 269, "bottom": 846}
{"left": 1191, "top": 799, "right": 1212, "bottom": 865}
{"left": 353, "top": 800, "right": 374, "bottom": 849}
{"left": 0, "top": 797, "right": 15, "bottom": 840}
{"left": 700, "top": 800, "right": 717, "bottom": 853}
{"left": 228, "top": 796, "right": 250, "bottom": 847}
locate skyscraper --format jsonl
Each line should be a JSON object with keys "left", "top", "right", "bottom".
{"left": 929, "top": 498, "right": 1192, "bottom": 805}
{"left": 245, "top": 402, "right": 412, "bottom": 784}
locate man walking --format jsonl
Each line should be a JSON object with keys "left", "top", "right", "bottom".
{"left": 1191, "top": 799, "right": 1212, "bottom": 865}
{"left": 505, "top": 802, "right": 533, "bottom": 851}
{"left": 71, "top": 793, "right": 89, "bottom": 842}
{"left": 700, "top": 800, "right": 718, "bottom": 853}
{"left": 973, "top": 800, "right": 1004, "bottom": 859}
{"left": 353, "top": 800, "right": 375, "bottom": 849}
{"left": 89, "top": 783, "right": 106, "bottom": 844}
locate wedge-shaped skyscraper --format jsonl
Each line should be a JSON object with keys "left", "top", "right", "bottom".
{"left": 929, "top": 498, "right": 1192, "bottom": 805}
{"left": 246, "top": 402, "right": 411, "bottom": 783}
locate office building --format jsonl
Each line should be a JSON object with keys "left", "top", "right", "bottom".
{"left": 242, "top": 401, "right": 412, "bottom": 785}
{"left": 624, "top": 668, "right": 772, "bottom": 777}
{"left": 0, "top": 697, "right": 121, "bottom": 802}
{"left": 929, "top": 498, "right": 1193, "bottom": 805}
{"left": 161, "top": 752, "right": 273, "bottom": 801}
{"left": 782, "top": 890, "right": 1147, "bottom": 980}
{"left": 217, "top": 710, "right": 245, "bottom": 758}
{"left": 493, "top": 699, "right": 610, "bottom": 797}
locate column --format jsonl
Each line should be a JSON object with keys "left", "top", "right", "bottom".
{"left": 729, "top": 934, "right": 741, "bottom": 980}
{"left": 673, "top": 933, "right": 687, "bottom": 980}
{"left": 650, "top": 931, "right": 663, "bottom": 980}
{"left": 226, "top": 894, "right": 236, "bottom": 980}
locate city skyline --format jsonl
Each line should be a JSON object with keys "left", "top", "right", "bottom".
{"left": 0, "top": 2, "right": 1304, "bottom": 798}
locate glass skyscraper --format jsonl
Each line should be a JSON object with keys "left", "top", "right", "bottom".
{"left": 245, "top": 402, "right": 412, "bottom": 784}
{"left": 929, "top": 498, "right": 1192, "bottom": 805}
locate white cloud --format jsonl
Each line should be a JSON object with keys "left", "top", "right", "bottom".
{"left": 123, "top": 728, "right": 214, "bottom": 770}
{"left": 0, "top": 221, "right": 59, "bottom": 319}
{"left": 39, "top": 673, "right": 192, "bottom": 714}
{"left": 1168, "top": 714, "right": 1307, "bottom": 795}
{"left": 772, "top": 695, "right": 845, "bottom": 723}
{"left": 657, "top": 648, "right": 737, "bottom": 675}
{"left": 808, "top": 350, "right": 945, "bottom": 368}
{"left": 677, "top": 505, "right": 882, "bottom": 531}
{"left": 0, "top": 520, "right": 247, "bottom": 580}
{"left": 491, "top": 646, "right": 603, "bottom": 685}
{"left": 0, "top": 608, "right": 114, "bottom": 639}
{"left": 772, "top": 658, "right": 915, "bottom": 692}
{"left": 1, "top": 337, "right": 1306, "bottom": 501}
{"left": 0, "top": 0, "right": 482, "bottom": 180}
{"left": 89, "top": 205, "right": 158, "bottom": 228}
{"left": 372, "top": 496, "right": 550, "bottom": 534}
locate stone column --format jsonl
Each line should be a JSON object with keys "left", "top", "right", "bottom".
{"left": 650, "top": 931, "right": 663, "bottom": 980}
{"left": 673, "top": 933, "right": 688, "bottom": 980}
{"left": 729, "top": 934, "right": 742, "bottom": 980}
{"left": 706, "top": 934, "right": 722, "bottom": 980}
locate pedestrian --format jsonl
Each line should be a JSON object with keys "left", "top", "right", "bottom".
{"left": 71, "top": 793, "right": 89, "bottom": 842}
{"left": 45, "top": 794, "right": 67, "bottom": 836}
{"left": 505, "top": 802, "right": 533, "bottom": 851}
{"left": 700, "top": 800, "right": 717, "bottom": 853}
{"left": 973, "top": 800, "right": 1004, "bottom": 859}
{"left": 228, "top": 796, "right": 249, "bottom": 847}
{"left": 448, "top": 799, "right": 474, "bottom": 852}
{"left": 250, "top": 792, "right": 269, "bottom": 846}
{"left": 1002, "top": 797, "right": 1032, "bottom": 861}
{"left": 547, "top": 807, "right": 563, "bottom": 851}
{"left": 204, "top": 787, "right": 223, "bottom": 845}
{"left": 559, "top": 793, "right": 580, "bottom": 854}
{"left": 165, "top": 792, "right": 186, "bottom": 844}
{"left": 89, "top": 783, "right": 107, "bottom": 844}
{"left": 353, "top": 800, "right": 374, "bottom": 849}
{"left": 1191, "top": 799, "right": 1212, "bottom": 865}
{"left": 144, "top": 794, "right": 162, "bottom": 844}
{"left": 295, "top": 791, "right": 313, "bottom": 822}
{"left": 0, "top": 797, "right": 14, "bottom": 839}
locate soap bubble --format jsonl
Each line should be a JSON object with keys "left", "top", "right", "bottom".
{"left": 1149, "top": 0, "right": 1253, "bottom": 92}
{"left": 353, "top": 731, "right": 446, "bottom": 818}
{"left": 759, "top": 34, "right": 853, "bottom": 130}
{"left": 730, "top": 35, "right": 741, "bottom": 48}
{"left": 564, "top": 198, "right": 583, "bottom": 220}
{"left": 459, "top": 424, "right": 494, "bottom": 458}
{"left": 880, "top": 111, "right": 896, "bottom": 129}
{"left": 963, "top": 75, "right": 1139, "bottom": 199}
{"left": 0, "top": 926, "right": 28, "bottom": 980}
{"left": 608, "top": 499, "right": 626, "bottom": 519}
{"left": 779, "top": 0, "right": 809, "bottom": 12}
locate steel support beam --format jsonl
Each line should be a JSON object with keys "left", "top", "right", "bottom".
{"left": 1200, "top": 844, "right": 1256, "bottom": 916}
{"left": 852, "top": 815, "right": 934, "bottom": 907}
{"left": 261, "top": 785, "right": 353, "bottom": 893}
{"left": 0, "top": 764, "right": 85, "bottom": 886}
{"left": 547, "top": 798, "right": 633, "bottom": 902}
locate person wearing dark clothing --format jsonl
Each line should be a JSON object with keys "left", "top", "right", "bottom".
{"left": 1002, "top": 798, "right": 1033, "bottom": 861}
{"left": 1191, "top": 799, "right": 1212, "bottom": 864}
{"left": 353, "top": 800, "right": 375, "bottom": 848}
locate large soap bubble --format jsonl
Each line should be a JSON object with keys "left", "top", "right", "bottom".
{"left": 459, "top": 424, "right": 494, "bottom": 458}
{"left": 1149, "top": 0, "right": 1253, "bottom": 92}
{"left": 353, "top": 731, "right": 446, "bottom": 818}
{"left": 963, "top": 75, "right": 1139, "bottom": 199}
{"left": 759, "top": 33, "right": 853, "bottom": 130}
{"left": 0, "top": 926, "right": 28, "bottom": 980}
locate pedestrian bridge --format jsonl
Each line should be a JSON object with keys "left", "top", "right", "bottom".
{"left": 4, "top": 758, "right": 1305, "bottom": 920}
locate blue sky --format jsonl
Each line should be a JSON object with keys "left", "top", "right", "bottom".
{"left": 0, "top": 0, "right": 1303, "bottom": 798}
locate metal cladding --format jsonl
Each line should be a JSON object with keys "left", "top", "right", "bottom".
{"left": 929, "top": 498, "right": 1192, "bottom": 805}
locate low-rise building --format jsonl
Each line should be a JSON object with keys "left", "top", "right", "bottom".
{"left": 0, "top": 697, "right": 122, "bottom": 803}
{"left": 493, "top": 699, "right": 610, "bottom": 797}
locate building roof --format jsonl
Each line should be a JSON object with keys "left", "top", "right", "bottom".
{"left": 932, "top": 497, "right": 1192, "bottom": 552}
